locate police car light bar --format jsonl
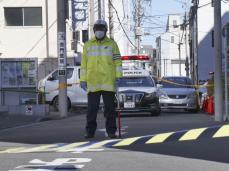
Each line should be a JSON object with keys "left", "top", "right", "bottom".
{"left": 121, "top": 55, "right": 150, "bottom": 60}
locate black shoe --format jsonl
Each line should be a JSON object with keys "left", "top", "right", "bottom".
{"left": 84, "top": 133, "right": 94, "bottom": 138}
{"left": 108, "top": 133, "right": 117, "bottom": 139}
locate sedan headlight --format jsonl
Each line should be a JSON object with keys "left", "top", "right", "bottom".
{"left": 159, "top": 91, "right": 168, "bottom": 99}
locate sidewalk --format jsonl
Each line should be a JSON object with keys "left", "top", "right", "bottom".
{"left": 0, "top": 113, "right": 43, "bottom": 130}
{"left": 0, "top": 107, "right": 87, "bottom": 130}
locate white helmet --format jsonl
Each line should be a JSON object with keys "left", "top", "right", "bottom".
{"left": 93, "top": 19, "right": 108, "bottom": 32}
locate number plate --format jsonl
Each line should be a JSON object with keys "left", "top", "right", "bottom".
{"left": 173, "top": 100, "right": 183, "bottom": 104}
{"left": 124, "top": 102, "right": 135, "bottom": 108}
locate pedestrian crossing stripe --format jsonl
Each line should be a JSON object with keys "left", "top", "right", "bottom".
{"left": 146, "top": 132, "right": 174, "bottom": 144}
{"left": 213, "top": 125, "right": 229, "bottom": 138}
{"left": 113, "top": 137, "right": 141, "bottom": 147}
{"left": 1, "top": 124, "right": 229, "bottom": 154}
{"left": 179, "top": 128, "right": 207, "bottom": 141}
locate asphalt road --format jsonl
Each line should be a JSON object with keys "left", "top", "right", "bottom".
{"left": 0, "top": 110, "right": 229, "bottom": 171}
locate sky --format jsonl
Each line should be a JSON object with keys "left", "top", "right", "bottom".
{"left": 138, "top": 0, "right": 191, "bottom": 47}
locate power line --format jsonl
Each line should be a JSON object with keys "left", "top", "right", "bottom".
{"left": 108, "top": 0, "right": 136, "bottom": 48}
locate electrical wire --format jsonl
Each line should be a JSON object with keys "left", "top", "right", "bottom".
{"left": 108, "top": 0, "right": 137, "bottom": 48}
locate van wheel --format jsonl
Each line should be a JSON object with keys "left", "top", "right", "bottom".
{"left": 53, "top": 96, "right": 71, "bottom": 112}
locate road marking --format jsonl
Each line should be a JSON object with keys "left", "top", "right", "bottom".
{"left": 113, "top": 137, "right": 140, "bottom": 147}
{"left": 19, "top": 144, "right": 58, "bottom": 153}
{"left": 213, "top": 125, "right": 229, "bottom": 138}
{"left": 9, "top": 158, "right": 92, "bottom": 171}
{"left": 56, "top": 142, "right": 89, "bottom": 152}
{"left": 1, "top": 125, "right": 229, "bottom": 154}
{"left": 0, "top": 147, "right": 27, "bottom": 154}
{"left": 89, "top": 139, "right": 120, "bottom": 149}
{"left": 146, "top": 132, "right": 174, "bottom": 144}
{"left": 179, "top": 128, "right": 207, "bottom": 141}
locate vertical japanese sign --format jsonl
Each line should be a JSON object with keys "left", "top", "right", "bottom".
{"left": 58, "top": 32, "right": 66, "bottom": 69}
{"left": 72, "top": 0, "right": 88, "bottom": 31}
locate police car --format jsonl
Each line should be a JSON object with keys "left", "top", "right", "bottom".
{"left": 117, "top": 68, "right": 161, "bottom": 116}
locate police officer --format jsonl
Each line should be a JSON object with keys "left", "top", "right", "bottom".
{"left": 80, "top": 19, "right": 122, "bottom": 138}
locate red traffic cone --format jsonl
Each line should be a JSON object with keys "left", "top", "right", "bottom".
{"left": 207, "top": 96, "right": 214, "bottom": 115}
{"left": 202, "top": 97, "right": 208, "bottom": 112}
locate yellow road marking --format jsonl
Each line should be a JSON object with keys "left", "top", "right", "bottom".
{"left": 56, "top": 142, "right": 89, "bottom": 152}
{"left": 0, "top": 147, "right": 27, "bottom": 154}
{"left": 113, "top": 137, "right": 141, "bottom": 147}
{"left": 213, "top": 125, "right": 229, "bottom": 138}
{"left": 89, "top": 139, "right": 120, "bottom": 149}
{"left": 19, "top": 144, "right": 58, "bottom": 153}
{"left": 146, "top": 132, "right": 174, "bottom": 144}
{"left": 179, "top": 128, "right": 207, "bottom": 141}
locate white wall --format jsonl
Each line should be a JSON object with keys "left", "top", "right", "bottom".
{"left": 0, "top": 0, "right": 58, "bottom": 80}
{"left": 159, "top": 14, "right": 188, "bottom": 77}
{"left": 197, "top": 0, "right": 229, "bottom": 81}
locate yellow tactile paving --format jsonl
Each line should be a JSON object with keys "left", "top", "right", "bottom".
{"left": 213, "top": 125, "right": 229, "bottom": 138}
{"left": 146, "top": 132, "right": 174, "bottom": 144}
{"left": 113, "top": 137, "right": 141, "bottom": 147}
{"left": 179, "top": 128, "right": 207, "bottom": 141}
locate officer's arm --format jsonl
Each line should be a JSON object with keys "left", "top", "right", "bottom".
{"left": 80, "top": 45, "right": 88, "bottom": 82}
{"left": 113, "top": 42, "right": 122, "bottom": 79}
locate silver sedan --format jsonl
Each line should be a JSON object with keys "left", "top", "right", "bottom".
{"left": 158, "top": 76, "right": 199, "bottom": 112}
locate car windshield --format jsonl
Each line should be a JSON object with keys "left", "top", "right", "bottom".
{"left": 160, "top": 77, "right": 192, "bottom": 88}
{"left": 119, "top": 77, "right": 154, "bottom": 87}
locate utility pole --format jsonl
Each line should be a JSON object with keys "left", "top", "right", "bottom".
{"left": 178, "top": 43, "right": 182, "bottom": 76}
{"left": 108, "top": 0, "right": 114, "bottom": 39}
{"left": 135, "top": 0, "right": 141, "bottom": 55}
{"left": 184, "top": 12, "right": 189, "bottom": 77}
{"left": 98, "top": 0, "right": 102, "bottom": 19}
{"left": 57, "top": 0, "right": 67, "bottom": 118}
{"left": 89, "top": 0, "right": 95, "bottom": 38}
{"left": 45, "top": 0, "right": 49, "bottom": 59}
{"left": 214, "top": 0, "right": 223, "bottom": 121}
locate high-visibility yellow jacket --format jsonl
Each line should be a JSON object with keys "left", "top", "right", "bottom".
{"left": 80, "top": 36, "right": 122, "bottom": 92}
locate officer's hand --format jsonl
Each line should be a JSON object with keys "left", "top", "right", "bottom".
{"left": 80, "top": 81, "right": 87, "bottom": 91}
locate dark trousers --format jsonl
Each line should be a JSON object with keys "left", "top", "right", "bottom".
{"left": 86, "top": 91, "right": 117, "bottom": 135}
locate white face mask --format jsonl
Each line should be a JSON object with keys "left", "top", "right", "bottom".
{"left": 95, "top": 31, "right": 105, "bottom": 39}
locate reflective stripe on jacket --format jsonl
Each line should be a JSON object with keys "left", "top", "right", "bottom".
{"left": 80, "top": 36, "right": 122, "bottom": 92}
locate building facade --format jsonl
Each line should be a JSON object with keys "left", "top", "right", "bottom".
{"left": 156, "top": 14, "right": 189, "bottom": 78}
{"left": 189, "top": 0, "right": 229, "bottom": 83}
{"left": 0, "top": 0, "right": 132, "bottom": 105}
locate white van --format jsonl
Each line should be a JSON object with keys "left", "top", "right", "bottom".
{"left": 38, "top": 66, "right": 87, "bottom": 111}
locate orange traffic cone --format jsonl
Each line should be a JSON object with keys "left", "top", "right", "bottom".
{"left": 207, "top": 96, "right": 214, "bottom": 115}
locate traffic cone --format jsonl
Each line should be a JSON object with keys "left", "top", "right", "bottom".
{"left": 202, "top": 97, "right": 208, "bottom": 113}
{"left": 207, "top": 96, "right": 214, "bottom": 115}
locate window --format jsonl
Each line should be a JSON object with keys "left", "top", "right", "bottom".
{"left": 4, "top": 7, "right": 42, "bottom": 26}
{"left": 161, "top": 77, "right": 192, "bottom": 88}
{"left": 211, "top": 30, "right": 214, "bottom": 47}
{"left": 82, "top": 30, "right": 88, "bottom": 43}
{"left": 171, "top": 36, "right": 174, "bottom": 43}
{"left": 173, "top": 20, "right": 177, "bottom": 27}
